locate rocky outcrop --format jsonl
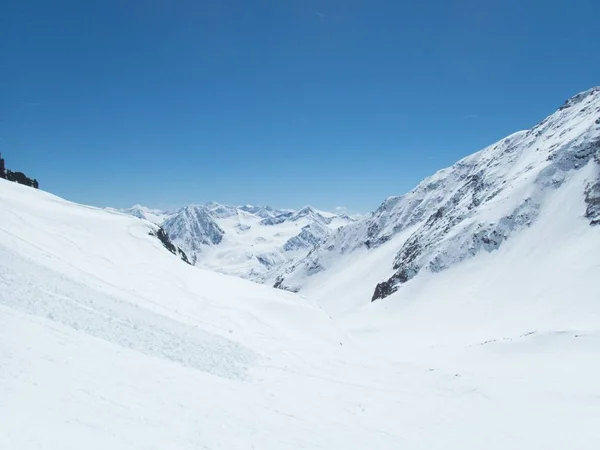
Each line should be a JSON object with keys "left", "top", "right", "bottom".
{"left": 585, "top": 180, "right": 600, "bottom": 225}
{"left": 584, "top": 153, "right": 600, "bottom": 226}
{"left": 6, "top": 170, "right": 39, "bottom": 189}
{"left": 0, "top": 154, "right": 39, "bottom": 188}
{"left": 149, "top": 227, "right": 190, "bottom": 264}
{"left": 161, "top": 206, "right": 225, "bottom": 264}
{"left": 283, "top": 221, "right": 331, "bottom": 252}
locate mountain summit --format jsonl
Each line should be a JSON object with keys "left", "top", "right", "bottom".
{"left": 273, "top": 87, "right": 600, "bottom": 309}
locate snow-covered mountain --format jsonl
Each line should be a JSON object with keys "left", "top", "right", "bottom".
{"left": 118, "top": 202, "right": 355, "bottom": 279}
{"left": 2, "top": 151, "right": 600, "bottom": 449}
{"left": 161, "top": 205, "right": 225, "bottom": 264}
{"left": 274, "top": 87, "right": 600, "bottom": 313}
{"left": 238, "top": 204, "right": 292, "bottom": 218}
{"left": 3, "top": 88, "right": 600, "bottom": 449}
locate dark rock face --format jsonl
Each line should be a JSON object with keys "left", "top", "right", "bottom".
{"left": 150, "top": 227, "right": 191, "bottom": 264}
{"left": 272, "top": 276, "right": 299, "bottom": 293}
{"left": 585, "top": 156, "right": 600, "bottom": 226}
{"left": 1, "top": 154, "right": 38, "bottom": 188}
{"left": 6, "top": 170, "right": 39, "bottom": 188}
{"left": 161, "top": 206, "right": 224, "bottom": 264}
{"left": 584, "top": 180, "right": 600, "bottom": 225}
{"left": 0, "top": 154, "right": 39, "bottom": 189}
{"left": 372, "top": 280, "right": 397, "bottom": 301}
{"left": 283, "top": 222, "right": 330, "bottom": 252}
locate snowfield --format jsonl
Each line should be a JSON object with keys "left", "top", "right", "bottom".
{"left": 2, "top": 177, "right": 600, "bottom": 449}
{"left": 1, "top": 87, "right": 600, "bottom": 449}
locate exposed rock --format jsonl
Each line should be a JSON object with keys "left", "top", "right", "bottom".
{"left": 6, "top": 170, "right": 39, "bottom": 189}
{"left": 161, "top": 206, "right": 225, "bottom": 264}
{"left": 584, "top": 156, "right": 600, "bottom": 226}
{"left": 283, "top": 221, "right": 330, "bottom": 252}
{"left": 149, "top": 227, "right": 191, "bottom": 264}
{"left": 260, "top": 212, "right": 294, "bottom": 226}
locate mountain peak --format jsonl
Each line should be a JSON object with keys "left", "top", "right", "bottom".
{"left": 559, "top": 86, "right": 600, "bottom": 111}
{"left": 273, "top": 86, "right": 600, "bottom": 303}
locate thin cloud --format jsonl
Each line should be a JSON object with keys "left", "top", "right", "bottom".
{"left": 312, "top": 10, "right": 325, "bottom": 18}
{"left": 22, "top": 102, "right": 42, "bottom": 107}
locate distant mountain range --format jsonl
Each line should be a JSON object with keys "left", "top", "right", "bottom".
{"left": 115, "top": 202, "right": 356, "bottom": 282}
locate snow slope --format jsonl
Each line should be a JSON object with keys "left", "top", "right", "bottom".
{"left": 275, "top": 87, "right": 600, "bottom": 313}
{"left": 3, "top": 88, "right": 600, "bottom": 449}
{"left": 2, "top": 175, "right": 600, "bottom": 449}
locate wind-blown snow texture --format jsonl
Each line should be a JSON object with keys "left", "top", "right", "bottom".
{"left": 275, "top": 87, "right": 600, "bottom": 304}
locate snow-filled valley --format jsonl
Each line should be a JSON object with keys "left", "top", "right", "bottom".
{"left": 1, "top": 87, "right": 600, "bottom": 449}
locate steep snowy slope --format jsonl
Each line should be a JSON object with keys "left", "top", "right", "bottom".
{"left": 2, "top": 175, "right": 600, "bottom": 449}
{"left": 120, "top": 202, "right": 354, "bottom": 281}
{"left": 275, "top": 87, "right": 600, "bottom": 312}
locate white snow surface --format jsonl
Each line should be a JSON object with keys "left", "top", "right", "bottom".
{"left": 2, "top": 173, "right": 600, "bottom": 448}
{"left": 1, "top": 88, "right": 600, "bottom": 449}
{"left": 114, "top": 204, "right": 171, "bottom": 225}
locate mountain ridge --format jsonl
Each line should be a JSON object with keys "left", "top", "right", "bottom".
{"left": 118, "top": 201, "right": 355, "bottom": 280}
{"left": 273, "top": 86, "right": 600, "bottom": 307}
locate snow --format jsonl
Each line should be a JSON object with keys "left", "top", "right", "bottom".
{"left": 2, "top": 173, "right": 600, "bottom": 449}
{"left": 275, "top": 86, "right": 600, "bottom": 304}
{"left": 1, "top": 87, "right": 600, "bottom": 449}
{"left": 119, "top": 201, "right": 354, "bottom": 283}
{"left": 343, "top": 161, "right": 600, "bottom": 350}
{"left": 297, "top": 227, "right": 417, "bottom": 316}
{"left": 114, "top": 204, "right": 171, "bottom": 225}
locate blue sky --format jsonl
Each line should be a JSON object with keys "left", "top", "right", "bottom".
{"left": 2, "top": 0, "right": 599, "bottom": 213}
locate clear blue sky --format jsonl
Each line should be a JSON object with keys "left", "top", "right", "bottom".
{"left": 2, "top": 0, "right": 599, "bottom": 213}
